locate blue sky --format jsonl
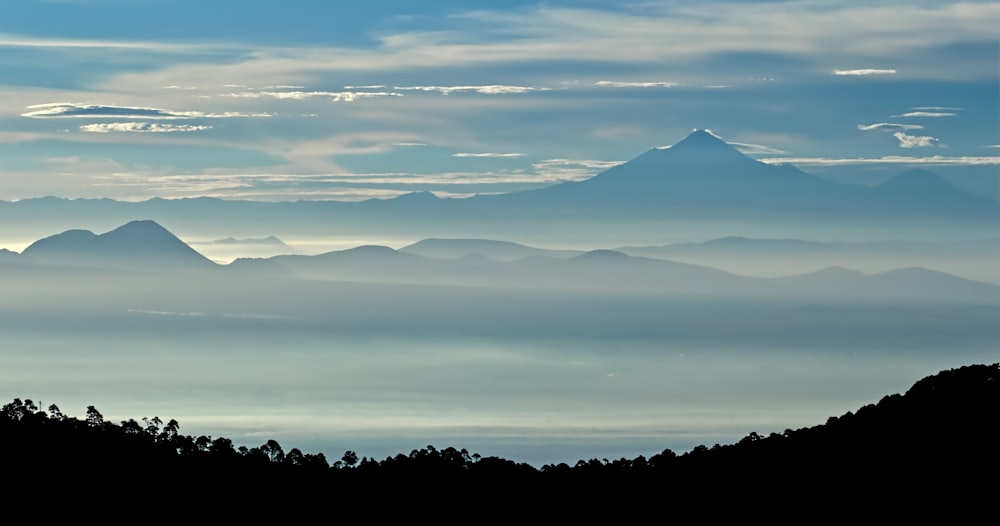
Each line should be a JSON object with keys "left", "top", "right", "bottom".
{"left": 1, "top": 0, "right": 997, "bottom": 200}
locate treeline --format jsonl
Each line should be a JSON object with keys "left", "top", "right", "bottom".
{"left": 4, "top": 363, "right": 998, "bottom": 517}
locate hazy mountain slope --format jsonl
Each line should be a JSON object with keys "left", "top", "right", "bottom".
{"left": 617, "top": 236, "right": 1000, "bottom": 284}
{"left": 400, "top": 238, "right": 584, "bottom": 260}
{"left": 19, "top": 219, "right": 216, "bottom": 272}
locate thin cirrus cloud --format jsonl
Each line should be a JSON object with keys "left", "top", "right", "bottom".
{"left": 394, "top": 85, "right": 551, "bottom": 95}
{"left": 219, "top": 90, "right": 403, "bottom": 102}
{"left": 532, "top": 158, "right": 625, "bottom": 182}
{"left": 892, "top": 111, "right": 957, "bottom": 118}
{"left": 79, "top": 122, "right": 212, "bottom": 133}
{"left": 759, "top": 156, "right": 1000, "bottom": 166}
{"left": 453, "top": 152, "right": 526, "bottom": 158}
{"left": 832, "top": 68, "right": 897, "bottom": 76}
{"left": 726, "top": 142, "right": 788, "bottom": 155}
{"left": 22, "top": 103, "right": 272, "bottom": 119}
{"left": 857, "top": 123, "right": 925, "bottom": 131}
{"left": 594, "top": 81, "right": 680, "bottom": 88}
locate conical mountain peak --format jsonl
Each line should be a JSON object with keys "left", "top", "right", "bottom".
{"left": 104, "top": 219, "right": 175, "bottom": 239}
{"left": 656, "top": 129, "right": 746, "bottom": 159}
{"left": 669, "top": 129, "right": 730, "bottom": 149}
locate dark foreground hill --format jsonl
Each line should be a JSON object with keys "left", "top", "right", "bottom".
{"left": 3, "top": 363, "right": 997, "bottom": 517}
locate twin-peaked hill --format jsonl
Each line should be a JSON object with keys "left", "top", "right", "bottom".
{"left": 19, "top": 219, "right": 216, "bottom": 272}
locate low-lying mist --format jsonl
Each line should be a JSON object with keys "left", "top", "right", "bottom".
{"left": 2, "top": 268, "right": 997, "bottom": 465}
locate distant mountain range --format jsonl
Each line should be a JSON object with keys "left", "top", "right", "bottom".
{"left": 614, "top": 235, "right": 1000, "bottom": 284}
{"left": 400, "top": 238, "right": 583, "bottom": 260}
{"left": 0, "top": 130, "right": 996, "bottom": 241}
{"left": 6, "top": 220, "right": 1000, "bottom": 302}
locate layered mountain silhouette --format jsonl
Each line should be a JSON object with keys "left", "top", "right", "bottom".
{"left": 19, "top": 219, "right": 216, "bottom": 272}
{"left": 400, "top": 238, "right": 583, "bottom": 260}
{"left": 614, "top": 235, "right": 1000, "bottom": 284}
{"left": 230, "top": 238, "right": 1000, "bottom": 302}
{"left": 6, "top": 218, "right": 999, "bottom": 302}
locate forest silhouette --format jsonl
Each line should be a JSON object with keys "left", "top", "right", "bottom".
{"left": 4, "top": 363, "right": 997, "bottom": 518}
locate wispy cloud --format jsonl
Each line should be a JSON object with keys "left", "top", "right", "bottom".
{"left": 0, "top": 33, "right": 209, "bottom": 52}
{"left": 532, "top": 158, "right": 624, "bottom": 182}
{"left": 858, "top": 121, "right": 938, "bottom": 148}
{"left": 79, "top": 122, "right": 212, "bottom": 133}
{"left": 220, "top": 90, "right": 402, "bottom": 102}
{"left": 893, "top": 131, "right": 939, "bottom": 148}
{"left": 22, "top": 103, "right": 271, "bottom": 119}
{"left": 760, "top": 156, "right": 1000, "bottom": 166}
{"left": 453, "top": 152, "right": 526, "bottom": 158}
{"left": 832, "top": 68, "right": 897, "bottom": 76}
{"left": 594, "top": 81, "right": 679, "bottom": 88}
{"left": 892, "top": 111, "right": 956, "bottom": 118}
{"left": 394, "top": 85, "right": 550, "bottom": 95}
{"left": 857, "top": 123, "right": 925, "bottom": 131}
{"left": 727, "top": 142, "right": 787, "bottom": 155}
{"left": 911, "top": 106, "right": 963, "bottom": 111}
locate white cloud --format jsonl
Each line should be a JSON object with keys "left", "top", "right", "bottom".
{"left": 22, "top": 102, "right": 271, "bottom": 119}
{"left": 910, "top": 106, "right": 963, "bottom": 111}
{"left": 858, "top": 122, "right": 938, "bottom": 148}
{"left": 759, "top": 156, "right": 1000, "bottom": 166}
{"left": 893, "top": 131, "right": 939, "bottom": 148}
{"left": 594, "top": 81, "right": 679, "bottom": 88}
{"left": 892, "top": 111, "right": 956, "bottom": 118}
{"left": 220, "top": 90, "right": 402, "bottom": 102}
{"left": 832, "top": 68, "right": 897, "bottom": 76}
{"left": 857, "top": 123, "right": 924, "bottom": 131}
{"left": 532, "top": 158, "right": 624, "bottom": 182}
{"left": 0, "top": 33, "right": 209, "bottom": 52}
{"left": 394, "top": 85, "right": 550, "bottom": 95}
{"left": 726, "top": 142, "right": 787, "bottom": 155}
{"left": 79, "top": 122, "right": 212, "bottom": 133}
{"left": 453, "top": 152, "right": 526, "bottom": 158}
{"left": 393, "top": 142, "right": 428, "bottom": 147}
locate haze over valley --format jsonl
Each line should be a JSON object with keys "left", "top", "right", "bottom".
{"left": 1, "top": 0, "right": 998, "bottom": 466}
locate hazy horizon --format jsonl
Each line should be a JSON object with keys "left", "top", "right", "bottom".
{"left": 1, "top": 0, "right": 997, "bottom": 467}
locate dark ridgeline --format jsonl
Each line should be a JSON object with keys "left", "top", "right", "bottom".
{"left": 4, "top": 364, "right": 997, "bottom": 518}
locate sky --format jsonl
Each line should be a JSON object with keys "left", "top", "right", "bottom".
{"left": 0, "top": 0, "right": 997, "bottom": 201}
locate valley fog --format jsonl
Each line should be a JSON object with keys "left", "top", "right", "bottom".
{"left": 2, "top": 274, "right": 997, "bottom": 466}
{"left": 4, "top": 331, "right": 993, "bottom": 467}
